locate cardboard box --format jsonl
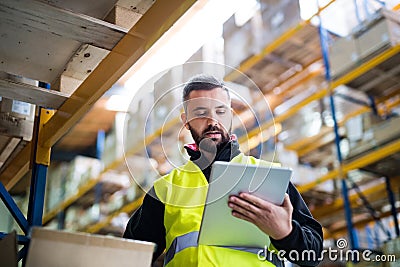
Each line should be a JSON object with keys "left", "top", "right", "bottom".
{"left": 329, "top": 36, "right": 359, "bottom": 78}
{"left": 223, "top": 0, "right": 301, "bottom": 69}
{"left": 330, "top": 9, "right": 400, "bottom": 79}
{"left": 0, "top": 231, "right": 17, "bottom": 267}
{"left": 26, "top": 227, "right": 154, "bottom": 267}
{"left": 347, "top": 116, "right": 400, "bottom": 159}
{"left": 356, "top": 10, "right": 400, "bottom": 60}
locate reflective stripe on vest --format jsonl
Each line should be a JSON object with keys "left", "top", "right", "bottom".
{"left": 164, "top": 231, "right": 283, "bottom": 266}
{"left": 165, "top": 231, "right": 199, "bottom": 265}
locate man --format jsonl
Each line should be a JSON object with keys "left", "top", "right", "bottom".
{"left": 124, "top": 74, "right": 323, "bottom": 266}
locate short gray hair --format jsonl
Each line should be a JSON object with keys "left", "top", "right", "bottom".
{"left": 182, "top": 74, "right": 230, "bottom": 104}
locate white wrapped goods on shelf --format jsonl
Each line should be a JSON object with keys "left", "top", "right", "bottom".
{"left": 65, "top": 156, "right": 102, "bottom": 198}
{"left": 346, "top": 115, "right": 400, "bottom": 159}
{"left": 44, "top": 156, "right": 102, "bottom": 213}
{"left": 103, "top": 113, "right": 125, "bottom": 167}
{"left": 45, "top": 163, "right": 68, "bottom": 213}
{"left": 329, "top": 36, "right": 359, "bottom": 78}
{"left": 152, "top": 67, "right": 182, "bottom": 132}
{"left": 223, "top": 0, "right": 301, "bottom": 69}
{"left": 356, "top": 9, "right": 400, "bottom": 59}
{"left": 0, "top": 73, "right": 36, "bottom": 141}
{"left": 26, "top": 227, "right": 154, "bottom": 267}
{"left": 329, "top": 8, "right": 400, "bottom": 79}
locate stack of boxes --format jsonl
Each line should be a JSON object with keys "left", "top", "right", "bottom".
{"left": 329, "top": 8, "right": 400, "bottom": 78}
{"left": 45, "top": 156, "right": 102, "bottom": 215}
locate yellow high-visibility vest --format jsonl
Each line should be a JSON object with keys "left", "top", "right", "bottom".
{"left": 154, "top": 153, "right": 282, "bottom": 266}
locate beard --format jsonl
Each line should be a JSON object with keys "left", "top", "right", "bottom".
{"left": 187, "top": 123, "right": 231, "bottom": 152}
{"left": 187, "top": 123, "right": 231, "bottom": 171}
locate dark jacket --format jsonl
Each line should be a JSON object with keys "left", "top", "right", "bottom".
{"left": 124, "top": 140, "right": 323, "bottom": 266}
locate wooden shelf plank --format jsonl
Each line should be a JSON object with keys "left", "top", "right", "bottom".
{"left": 0, "top": 0, "right": 196, "bottom": 197}
{"left": 0, "top": 0, "right": 128, "bottom": 50}
{"left": 0, "top": 78, "right": 68, "bottom": 109}
{"left": 0, "top": 1, "right": 126, "bottom": 84}
{"left": 0, "top": 142, "right": 31, "bottom": 190}
{"left": 0, "top": 137, "right": 21, "bottom": 169}
{"left": 39, "top": 0, "right": 196, "bottom": 149}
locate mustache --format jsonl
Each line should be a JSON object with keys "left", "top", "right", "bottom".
{"left": 202, "top": 125, "right": 223, "bottom": 136}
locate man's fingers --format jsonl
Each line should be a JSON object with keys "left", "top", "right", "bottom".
{"left": 228, "top": 201, "right": 254, "bottom": 218}
{"left": 231, "top": 209, "right": 254, "bottom": 223}
{"left": 228, "top": 196, "right": 259, "bottom": 217}
{"left": 237, "top": 192, "right": 273, "bottom": 209}
{"left": 228, "top": 201, "right": 255, "bottom": 223}
{"left": 282, "top": 194, "right": 293, "bottom": 209}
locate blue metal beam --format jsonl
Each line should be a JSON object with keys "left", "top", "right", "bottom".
{"left": 319, "top": 21, "right": 359, "bottom": 249}
{"left": 0, "top": 232, "right": 29, "bottom": 245}
{"left": 367, "top": 95, "right": 378, "bottom": 117}
{"left": 374, "top": 223, "right": 381, "bottom": 248}
{"left": 368, "top": 0, "right": 385, "bottom": 7}
{"left": 385, "top": 176, "right": 400, "bottom": 238}
{"left": 354, "top": 0, "right": 362, "bottom": 25}
{"left": 341, "top": 178, "right": 359, "bottom": 248}
{"left": 350, "top": 179, "right": 391, "bottom": 239}
{"left": 0, "top": 182, "right": 29, "bottom": 234}
{"left": 27, "top": 163, "right": 48, "bottom": 226}
{"left": 56, "top": 210, "right": 65, "bottom": 230}
{"left": 96, "top": 130, "right": 105, "bottom": 159}
{"left": 27, "top": 102, "right": 50, "bottom": 227}
{"left": 365, "top": 226, "right": 374, "bottom": 249}
{"left": 335, "top": 93, "right": 372, "bottom": 108}
{"left": 18, "top": 245, "right": 29, "bottom": 263}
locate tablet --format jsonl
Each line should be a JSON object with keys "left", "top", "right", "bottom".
{"left": 198, "top": 161, "right": 292, "bottom": 248}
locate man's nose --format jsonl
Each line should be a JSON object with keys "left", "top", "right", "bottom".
{"left": 207, "top": 116, "right": 218, "bottom": 126}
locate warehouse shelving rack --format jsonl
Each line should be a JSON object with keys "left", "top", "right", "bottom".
{"left": 0, "top": 0, "right": 196, "bottom": 262}
{"left": 45, "top": 0, "right": 335, "bottom": 234}
{"left": 239, "top": 45, "right": 400, "bottom": 152}
{"left": 318, "top": 1, "right": 400, "bottom": 248}
{"left": 230, "top": 5, "right": 400, "bottom": 248}
{"left": 28, "top": 0, "right": 400, "bottom": 248}
{"left": 235, "top": 0, "right": 400, "bottom": 243}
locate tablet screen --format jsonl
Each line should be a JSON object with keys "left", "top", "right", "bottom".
{"left": 198, "top": 161, "right": 292, "bottom": 247}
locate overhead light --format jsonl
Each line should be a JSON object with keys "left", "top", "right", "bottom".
{"left": 122, "top": 0, "right": 255, "bottom": 100}
{"left": 105, "top": 95, "right": 130, "bottom": 112}
{"left": 234, "top": 0, "right": 260, "bottom": 27}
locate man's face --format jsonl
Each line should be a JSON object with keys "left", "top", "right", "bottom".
{"left": 181, "top": 87, "right": 232, "bottom": 149}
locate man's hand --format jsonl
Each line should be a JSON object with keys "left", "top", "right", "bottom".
{"left": 228, "top": 193, "right": 293, "bottom": 240}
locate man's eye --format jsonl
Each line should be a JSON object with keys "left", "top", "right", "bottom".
{"left": 194, "top": 111, "right": 207, "bottom": 117}
{"left": 216, "top": 110, "right": 226, "bottom": 115}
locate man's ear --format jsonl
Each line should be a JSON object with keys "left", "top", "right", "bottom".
{"left": 181, "top": 113, "right": 189, "bottom": 129}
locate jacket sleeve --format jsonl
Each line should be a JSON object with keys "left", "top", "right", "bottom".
{"left": 123, "top": 187, "right": 166, "bottom": 262}
{"left": 270, "top": 182, "right": 323, "bottom": 267}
